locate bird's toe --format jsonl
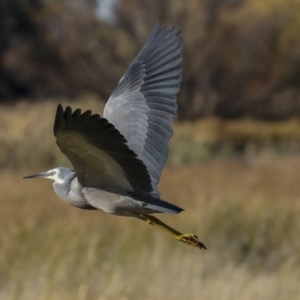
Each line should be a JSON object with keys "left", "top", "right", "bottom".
{"left": 177, "top": 234, "right": 206, "bottom": 250}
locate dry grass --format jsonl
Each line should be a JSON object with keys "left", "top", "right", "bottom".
{"left": 0, "top": 96, "right": 104, "bottom": 169}
{"left": 170, "top": 118, "right": 300, "bottom": 164}
{"left": 2, "top": 99, "right": 300, "bottom": 169}
{"left": 1, "top": 100, "right": 300, "bottom": 299}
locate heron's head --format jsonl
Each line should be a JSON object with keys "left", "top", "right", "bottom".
{"left": 23, "top": 167, "right": 75, "bottom": 184}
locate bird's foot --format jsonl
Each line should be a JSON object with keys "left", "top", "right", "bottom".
{"left": 176, "top": 234, "right": 207, "bottom": 250}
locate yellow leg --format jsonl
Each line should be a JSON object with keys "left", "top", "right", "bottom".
{"left": 141, "top": 215, "right": 206, "bottom": 250}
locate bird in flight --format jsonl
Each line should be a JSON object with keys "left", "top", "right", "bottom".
{"left": 24, "top": 24, "right": 206, "bottom": 250}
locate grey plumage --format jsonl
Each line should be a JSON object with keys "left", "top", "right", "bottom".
{"left": 104, "top": 23, "right": 182, "bottom": 195}
{"left": 23, "top": 24, "right": 206, "bottom": 250}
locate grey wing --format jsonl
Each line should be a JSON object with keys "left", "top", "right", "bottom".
{"left": 54, "top": 104, "right": 152, "bottom": 197}
{"left": 103, "top": 23, "right": 182, "bottom": 196}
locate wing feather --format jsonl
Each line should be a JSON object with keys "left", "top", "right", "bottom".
{"left": 104, "top": 24, "right": 182, "bottom": 196}
{"left": 54, "top": 104, "right": 152, "bottom": 196}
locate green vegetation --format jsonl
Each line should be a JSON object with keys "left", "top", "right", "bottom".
{"left": 1, "top": 101, "right": 300, "bottom": 299}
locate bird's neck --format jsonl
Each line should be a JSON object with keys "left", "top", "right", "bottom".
{"left": 53, "top": 172, "right": 76, "bottom": 200}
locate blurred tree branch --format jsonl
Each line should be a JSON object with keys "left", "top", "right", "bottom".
{"left": 1, "top": 0, "right": 300, "bottom": 120}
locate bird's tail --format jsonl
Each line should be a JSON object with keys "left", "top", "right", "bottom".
{"left": 144, "top": 197, "right": 184, "bottom": 214}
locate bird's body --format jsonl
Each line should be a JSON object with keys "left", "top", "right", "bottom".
{"left": 48, "top": 167, "right": 182, "bottom": 215}
{"left": 24, "top": 24, "right": 206, "bottom": 249}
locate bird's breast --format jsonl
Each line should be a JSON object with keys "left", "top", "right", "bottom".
{"left": 53, "top": 177, "right": 92, "bottom": 209}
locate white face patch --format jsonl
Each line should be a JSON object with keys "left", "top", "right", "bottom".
{"left": 46, "top": 168, "right": 65, "bottom": 184}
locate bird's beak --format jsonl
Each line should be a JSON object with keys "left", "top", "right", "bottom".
{"left": 23, "top": 171, "right": 53, "bottom": 179}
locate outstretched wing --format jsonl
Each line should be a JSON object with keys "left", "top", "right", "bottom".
{"left": 54, "top": 104, "right": 152, "bottom": 197}
{"left": 104, "top": 23, "right": 182, "bottom": 196}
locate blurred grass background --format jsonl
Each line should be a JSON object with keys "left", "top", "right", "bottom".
{"left": 1, "top": 100, "right": 300, "bottom": 300}
{"left": 1, "top": 0, "right": 300, "bottom": 299}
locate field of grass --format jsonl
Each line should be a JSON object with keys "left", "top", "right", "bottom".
{"left": 1, "top": 99, "right": 300, "bottom": 300}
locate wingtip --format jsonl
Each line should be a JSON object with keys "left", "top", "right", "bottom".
{"left": 56, "top": 103, "right": 63, "bottom": 113}
{"left": 54, "top": 104, "right": 66, "bottom": 136}
{"left": 64, "top": 106, "right": 73, "bottom": 117}
{"left": 161, "top": 23, "right": 168, "bottom": 32}
{"left": 176, "top": 29, "right": 182, "bottom": 38}
{"left": 156, "top": 23, "right": 182, "bottom": 40}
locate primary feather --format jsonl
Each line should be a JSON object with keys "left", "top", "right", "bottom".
{"left": 54, "top": 104, "right": 153, "bottom": 196}
{"left": 104, "top": 23, "right": 183, "bottom": 196}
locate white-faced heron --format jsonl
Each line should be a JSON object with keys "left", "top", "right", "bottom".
{"left": 24, "top": 24, "right": 206, "bottom": 250}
